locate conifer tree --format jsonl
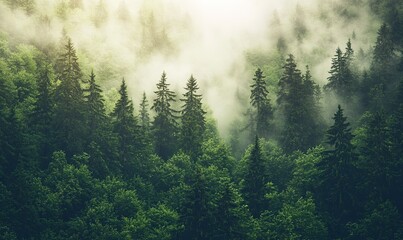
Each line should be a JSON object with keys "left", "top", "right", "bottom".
{"left": 243, "top": 137, "right": 266, "bottom": 217}
{"left": 84, "top": 70, "right": 112, "bottom": 177}
{"left": 359, "top": 111, "right": 399, "bottom": 205}
{"left": 139, "top": 92, "right": 150, "bottom": 132}
{"left": 317, "top": 105, "right": 357, "bottom": 238}
{"left": 53, "top": 37, "right": 86, "bottom": 156}
{"left": 250, "top": 68, "right": 273, "bottom": 138}
{"left": 181, "top": 166, "right": 211, "bottom": 240}
{"left": 344, "top": 38, "right": 354, "bottom": 65}
{"left": 31, "top": 63, "right": 54, "bottom": 167}
{"left": 85, "top": 70, "right": 106, "bottom": 140}
{"left": 180, "top": 75, "right": 206, "bottom": 158}
{"left": 324, "top": 45, "right": 354, "bottom": 100}
{"left": 277, "top": 55, "right": 322, "bottom": 152}
{"left": 111, "top": 78, "right": 139, "bottom": 175}
{"left": 138, "top": 92, "right": 152, "bottom": 150}
{"left": 214, "top": 179, "right": 252, "bottom": 239}
{"left": 366, "top": 23, "right": 399, "bottom": 111}
{"left": 152, "top": 71, "right": 178, "bottom": 160}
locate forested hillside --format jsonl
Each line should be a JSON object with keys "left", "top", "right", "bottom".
{"left": 0, "top": 0, "right": 403, "bottom": 239}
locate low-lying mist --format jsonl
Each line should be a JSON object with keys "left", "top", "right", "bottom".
{"left": 0, "top": 0, "right": 381, "bottom": 134}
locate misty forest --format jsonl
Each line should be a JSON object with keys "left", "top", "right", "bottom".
{"left": 0, "top": 0, "right": 403, "bottom": 239}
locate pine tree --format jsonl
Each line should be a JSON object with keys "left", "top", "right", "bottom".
{"left": 277, "top": 55, "right": 322, "bottom": 152}
{"left": 180, "top": 75, "right": 206, "bottom": 158}
{"left": 324, "top": 45, "right": 354, "bottom": 100}
{"left": 84, "top": 70, "right": 112, "bottom": 177}
{"left": 85, "top": 70, "right": 106, "bottom": 140}
{"left": 250, "top": 68, "right": 273, "bottom": 139}
{"left": 138, "top": 92, "right": 153, "bottom": 152}
{"left": 151, "top": 71, "right": 178, "bottom": 160}
{"left": 317, "top": 105, "right": 357, "bottom": 238}
{"left": 344, "top": 38, "right": 354, "bottom": 65}
{"left": 366, "top": 23, "right": 399, "bottom": 111}
{"left": 31, "top": 63, "right": 54, "bottom": 167}
{"left": 214, "top": 179, "right": 252, "bottom": 239}
{"left": 111, "top": 78, "right": 139, "bottom": 176}
{"left": 139, "top": 92, "right": 150, "bottom": 132}
{"left": 372, "top": 24, "right": 395, "bottom": 71}
{"left": 181, "top": 166, "right": 211, "bottom": 240}
{"left": 243, "top": 137, "right": 266, "bottom": 217}
{"left": 359, "top": 111, "right": 397, "bottom": 204}
{"left": 53, "top": 37, "right": 86, "bottom": 156}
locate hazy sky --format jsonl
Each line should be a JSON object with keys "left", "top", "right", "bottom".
{"left": 0, "top": 0, "right": 380, "bottom": 133}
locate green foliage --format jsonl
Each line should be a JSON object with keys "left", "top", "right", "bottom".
{"left": 324, "top": 40, "right": 356, "bottom": 100}
{"left": 0, "top": 8, "right": 402, "bottom": 239}
{"left": 264, "top": 196, "right": 327, "bottom": 240}
{"left": 277, "top": 55, "right": 323, "bottom": 152}
{"left": 317, "top": 105, "right": 358, "bottom": 238}
{"left": 180, "top": 75, "right": 206, "bottom": 158}
{"left": 348, "top": 201, "right": 403, "bottom": 240}
{"left": 152, "top": 72, "right": 178, "bottom": 160}
{"left": 53, "top": 38, "right": 86, "bottom": 156}
{"left": 242, "top": 137, "right": 266, "bottom": 217}
{"left": 250, "top": 68, "right": 273, "bottom": 138}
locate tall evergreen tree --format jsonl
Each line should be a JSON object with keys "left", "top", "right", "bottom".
{"left": 358, "top": 111, "right": 402, "bottom": 210}
{"left": 243, "top": 137, "right": 266, "bottom": 217}
{"left": 151, "top": 71, "right": 178, "bottom": 160}
{"left": 277, "top": 55, "right": 322, "bottom": 152}
{"left": 250, "top": 68, "right": 273, "bottom": 139}
{"left": 139, "top": 92, "right": 150, "bottom": 133}
{"left": 324, "top": 45, "right": 354, "bottom": 100}
{"left": 111, "top": 78, "right": 139, "bottom": 176}
{"left": 31, "top": 62, "right": 54, "bottom": 167}
{"left": 85, "top": 70, "right": 106, "bottom": 141}
{"left": 53, "top": 37, "right": 86, "bottom": 156}
{"left": 214, "top": 178, "right": 253, "bottom": 239}
{"left": 84, "top": 70, "right": 112, "bottom": 177}
{"left": 181, "top": 166, "right": 211, "bottom": 240}
{"left": 344, "top": 38, "right": 354, "bottom": 65}
{"left": 180, "top": 75, "right": 206, "bottom": 158}
{"left": 367, "top": 23, "right": 399, "bottom": 111}
{"left": 317, "top": 105, "right": 357, "bottom": 238}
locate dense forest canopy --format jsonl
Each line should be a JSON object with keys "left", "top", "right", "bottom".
{"left": 0, "top": 0, "right": 402, "bottom": 239}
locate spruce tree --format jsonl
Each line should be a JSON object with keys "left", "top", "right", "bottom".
{"left": 250, "top": 68, "right": 273, "bottom": 138}
{"left": 31, "top": 63, "right": 54, "bottom": 167}
{"left": 359, "top": 111, "right": 399, "bottom": 205}
{"left": 180, "top": 75, "right": 206, "bottom": 158}
{"left": 365, "top": 23, "right": 399, "bottom": 111}
{"left": 84, "top": 70, "right": 112, "bottom": 177}
{"left": 214, "top": 179, "right": 252, "bottom": 239}
{"left": 85, "top": 70, "right": 106, "bottom": 140}
{"left": 138, "top": 92, "right": 152, "bottom": 151}
{"left": 243, "top": 137, "right": 266, "bottom": 217}
{"left": 317, "top": 105, "right": 357, "bottom": 238}
{"left": 277, "top": 55, "right": 322, "bottom": 152}
{"left": 324, "top": 45, "right": 354, "bottom": 100}
{"left": 139, "top": 92, "right": 150, "bottom": 132}
{"left": 151, "top": 71, "right": 178, "bottom": 160}
{"left": 181, "top": 166, "right": 211, "bottom": 240}
{"left": 111, "top": 78, "right": 139, "bottom": 176}
{"left": 53, "top": 37, "right": 86, "bottom": 156}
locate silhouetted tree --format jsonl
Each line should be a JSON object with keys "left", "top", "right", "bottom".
{"left": 250, "top": 68, "right": 273, "bottom": 139}
{"left": 243, "top": 137, "right": 266, "bottom": 217}
{"left": 53, "top": 38, "right": 86, "bottom": 156}
{"left": 277, "top": 55, "right": 322, "bottom": 152}
{"left": 180, "top": 75, "right": 206, "bottom": 158}
{"left": 152, "top": 72, "right": 178, "bottom": 160}
{"left": 317, "top": 105, "right": 357, "bottom": 238}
